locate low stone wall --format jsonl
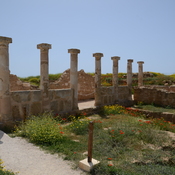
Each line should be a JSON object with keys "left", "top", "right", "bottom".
{"left": 128, "top": 108, "right": 175, "bottom": 124}
{"left": 11, "top": 89, "right": 73, "bottom": 122}
{"left": 134, "top": 86, "right": 175, "bottom": 108}
{"left": 101, "top": 86, "right": 114, "bottom": 105}
{"left": 143, "top": 85, "right": 175, "bottom": 92}
{"left": 118, "top": 86, "right": 133, "bottom": 106}
{"left": 100, "top": 86, "right": 132, "bottom": 106}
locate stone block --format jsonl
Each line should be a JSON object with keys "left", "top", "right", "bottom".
{"left": 50, "top": 101, "right": 58, "bottom": 113}
{"left": 79, "top": 158, "right": 100, "bottom": 172}
{"left": 31, "top": 90, "right": 42, "bottom": 101}
{"left": 31, "top": 102, "right": 42, "bottom": 114}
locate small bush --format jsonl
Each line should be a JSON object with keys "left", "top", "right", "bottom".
{"left": 14, "top": 113, "right": 64, "bottom": 145}
{"left": 102, "top": 105, "right": 126, "bottom": 115}
{"left": 68, "top": 119, "right": 89, "bottom": 135}
{"left": 49, "top": 73, "right": 62, "bottom": 81}
{"left": 29, "top": 78, "right": 40, "bottom": 85}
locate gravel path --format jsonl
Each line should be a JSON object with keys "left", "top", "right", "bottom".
{"left": 0, "top": 131, "right": 86, "bottom": 175}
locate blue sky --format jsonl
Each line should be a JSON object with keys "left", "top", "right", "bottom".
{"left": 1, "top": 0, "right": 175, "bottom": 77}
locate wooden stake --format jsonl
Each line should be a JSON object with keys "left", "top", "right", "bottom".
{"left": 88, "top": 121, "right": 94, "bottom": 162}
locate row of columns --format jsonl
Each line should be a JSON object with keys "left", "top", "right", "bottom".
{"left": 0, "top": 36, "right": 144, "bottom": 125}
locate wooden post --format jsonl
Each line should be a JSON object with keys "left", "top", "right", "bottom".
{"left": 88, "top": 121, "right": 94, "bottom": 162}
{"left": 23, "top": 107, "right": 27, "bottom": 122}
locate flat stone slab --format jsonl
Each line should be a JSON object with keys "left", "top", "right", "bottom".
{"left": 79, "top": 158, "right": 100, "bottom": 172}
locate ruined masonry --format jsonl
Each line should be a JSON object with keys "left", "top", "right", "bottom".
{"left": 0, "top": 36, "right": 144, "bottom": 127}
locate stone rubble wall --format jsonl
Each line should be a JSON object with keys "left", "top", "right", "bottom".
{"left": 142, "top": 85, "right": 175, "bottom": 92}
{"left": 10, "top": 70, "right": 132, "bottom": 107}
{"left": 49, "top": 69, "right": 95, "bottom": 100}
{"left": 10, "top": 74, "right": 38, "bottom": 91}
{"left": 99, "top": 86, "right": 132, "bottom": 106}
{"left": 118, "top": 86, "right": 133, "bottom": 106}
{"left": 134, "top": 86, "right": 175, "bottom": 108}
{"left": 11, "top": 89, "right": 73, "bottom": 122}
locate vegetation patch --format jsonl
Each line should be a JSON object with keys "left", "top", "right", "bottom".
{"left": 14, "top": 105, "right": 175, "bottom": 175}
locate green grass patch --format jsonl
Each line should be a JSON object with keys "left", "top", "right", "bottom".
{"left": 134, "top": 104, "right": 175, "bottom": 114}
{"left": 14, "top": 105, "right": 175, "bottom": 175}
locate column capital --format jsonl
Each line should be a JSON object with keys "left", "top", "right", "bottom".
{"left": 128, "top": 59, "right": 133, "bottom": 62}
{"left": 137, "top": 61, "right": 144, "bottom": 64}
{"left": 37, "top": 43, "right": 51, "bottom": 50}
{"left": 93, "top": 53, "right": 103, "bottom": 57}
{"left": 68, "top": 49, "right": 80, "bottom": 54}
{"left": 111, "top": 56, "right": 120, "bottom": 61}
{"left": 0, "top": 36, "right": 12, "bottom": 44}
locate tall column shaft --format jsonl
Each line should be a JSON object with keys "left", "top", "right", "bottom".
{"left": 111, "top": 56, "right": 120, "bottom": 102}
{"left": 37, "top": 43, "right": 51, "bottom": 112}
{"left": 93, "top": 53, "right": 103, "bottom": 106}
{"left": 0, "top": 36, "right": 12, "bottom": 123}
{"left": 127, "top": 59, "right": 133, "bottom": 88}
{"left": 68, "top": 49, "right": 80, "bottom": 110}
{"left": 137, "top": 61, "right": 144, "bottom": 87}
{"left": 37, "top": 43, "right": 51, "bottom": 93}
{"left": 127, "top": 59, "right": 133, "bottom": 101}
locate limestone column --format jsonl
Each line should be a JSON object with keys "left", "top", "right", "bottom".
{"left": 68, "top": 49, "right": 80, "bottom": 110}
{"left": 93, "top": 53, "right": 103, "bottom": 106}
{"left": 0, "top": 36, "right": 12, "bottom": 124}
{"left": 137, "top": 61, "right": 144, "bottom": 87}
{"left": 37, "top": 43, "right": 51, "bottom": 93}
{"left": 111, "top": 56, "right": 120, "bottom": 103}
{"left": 127, "top": 59, "right": 133, "bottom": 100}
{"left": 127, "top": 59, "right": 133, "bottom": 88}
{"left": 37, "top": 43, "right": 51, "bottom": 112}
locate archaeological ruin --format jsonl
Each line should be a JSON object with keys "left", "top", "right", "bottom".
{"left": 3, "top": 35, "right": 175, "bottom": 128}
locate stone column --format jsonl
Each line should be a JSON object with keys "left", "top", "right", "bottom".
{"left": 111, "top": 56, "right": 120, "bottom": 103}
{"left": 37, "top": 43, "right": 51, "bottom": 112}
{"left": 0, "top": 36, "right": 12, "bottom": 124}
{"left": 68, "top": 49, "right": 80, "bottom": 110}
{"left": 127, "top": 59, "right": 133, "bottom": 100}
{"left": 93, "top": 53, "right": 103, "bottom": 106}
{"left": 37, "top": 43, "right": 51, "bottom": 93}
{"left": 137, "top": 61, "right": 144, "bottom": 87}
{"left": 127, "top": 59, "right": 133, "bottom": 88}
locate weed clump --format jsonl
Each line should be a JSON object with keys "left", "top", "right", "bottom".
{"left": 14, "top": 113, "right": 64, "bottom": 145}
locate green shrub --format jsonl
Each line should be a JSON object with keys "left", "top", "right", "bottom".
{"left": 29, "top": 78, "right": 40, "bottom": 85}
{"left": 14, "top": 113, "right": 64, "bottom": 145}
{"left": 68, "top": 119, "right": 89, "bottom": 135}
{"left": 102, "top": 105, "right": 126, "bottom": 115}
{"left": 49, "top": 73, "right": 62, "bottom": 81}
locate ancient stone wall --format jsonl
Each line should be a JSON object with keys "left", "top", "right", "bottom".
{"left": 134, "top": 86, "right": 175, "bottom": 108}
{"left": 50, "top": 69, "right": 95, "bottom": 100}
{"left": 99, "top": 86, "right": 132, "bottom": 106}
{"left": 142, "top": 85, "right": 175, "bottom": 92}
{"left": 118, "top": 86, "right": 133, "bottom": 106}
{"left": 11, "top": 89, "right": 73, "bottom": 122}
{"left": 10, "top": 74, "right": 38, "bottom": 91}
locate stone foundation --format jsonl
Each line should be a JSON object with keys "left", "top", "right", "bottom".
{"left": 134, "top": 86, "right": 175, "bottom": 108}
{"left": 11, "top": 89, "right": 73, "bottom": 122}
